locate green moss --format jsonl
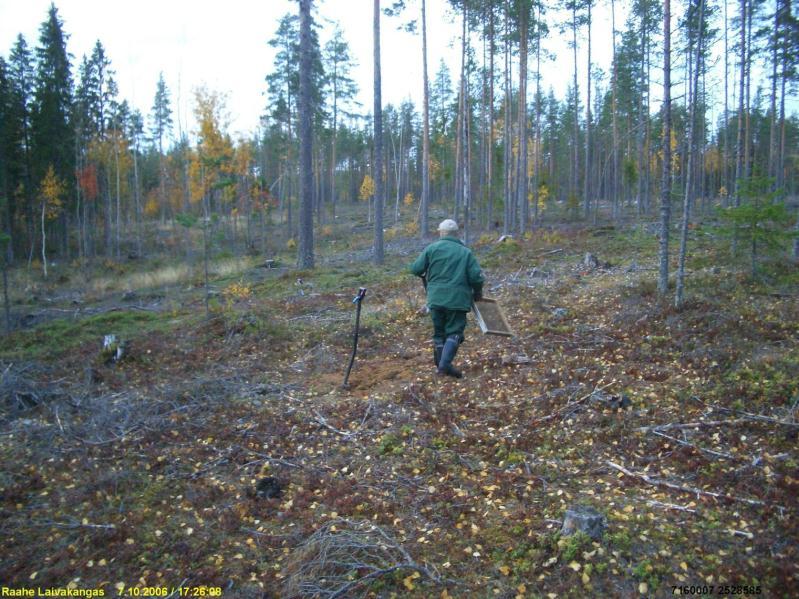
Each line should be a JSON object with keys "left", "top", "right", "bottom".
{"left": 0, "top": 309, "right": 175, "bottom": 360}
{"left": 561, "top": 531, "right": 592, "bottom": 562}
{"left": 377, "top": 434, "right": 403, "bottom": 456}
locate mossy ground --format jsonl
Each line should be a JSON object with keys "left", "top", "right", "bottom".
{"left": 1, "top": 221, "right": 797, "bottom": 597}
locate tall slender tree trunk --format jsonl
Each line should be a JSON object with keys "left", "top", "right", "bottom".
{"left": 330, "top": 79, "right": 338, "bottom": 220}
{"left": 373, "top": 0, "right": 384, "bottom": 264}
{"left": 611, "top": 0, "right": 619, "bottom": 221}
{"left": 572, "top": 4, "right": 580, "bottom": 216}
{"left": 637, "top": 16, "right": 647, "bottom": 215}
{"left": 298, "top": 0, "right": 315, "bottom": 269}
{"left": 114, "top": 138, "right": 121, "bottom": 260}
{"left": 41, "top": 201, "right": 47, "bottom": 278}
{"left": 658, "top": 0, "right": 672, "bottom": 296}
{"left": 517, "top": 3, "right": 529, "bottom": 234}
{"left": 676, "top": 0, "right": 705, "bottom": 308}
{"left": 723, "top": 0, "right": 730, "bottom": 202}
{"left": 734, "top": 0, "right": 746, "bottom": 203}
{"left": 455, "top": 12, "right": 466, "bottom": 223}
{"left": 767, "top": 0, "right": 779, "bottom": 182}
{"left": 420, "top": 0, "right": 431, "bottom": 238}
{"left": 533, "top": 2, "right": 542, "bottom": 226}
{"left": 502, "top": 0, "right": 511, "bottom": 235}
{"left": 732, "top": 0, "right": 747, "bottom": 255}
{"left": 463, "top": 75, "right": 471, "bottom": 245}
{"left": 584, "top": 1, "right": 593, "bottom": 221}
{"left": 743, "top": 0, "right": 753, "bottom": 178}
{"left": 132, "top": 142, "right": 142, "bottom": 257}
{"left": 487, "top": 5, "right": 495, "bottom": 229}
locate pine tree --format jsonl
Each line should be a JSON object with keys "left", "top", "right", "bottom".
{"left": 298, "top": 0, "right": 315, "bottom": 269}
{"left": 323, "top": 25, "right": 359, "bottom": 220}
{"left": 373, "top": 0, "right": 385, "bottom": 265}
{"left": 658, "top": 0, "right": 672, "bottom": 295}
{"left": 150, "top": 72, "right": 172, "bottom": 235}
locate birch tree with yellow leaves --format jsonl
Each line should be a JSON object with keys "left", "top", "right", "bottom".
{"left": 39, "top": 165, "right": 63, "bottom": 278}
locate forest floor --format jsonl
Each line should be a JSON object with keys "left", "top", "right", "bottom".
{"left": 1, "top": 222, "right": 798, "bottom": 598}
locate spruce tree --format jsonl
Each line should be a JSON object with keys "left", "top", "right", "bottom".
{"left": 31, "top": 3, "right": 73, "bottom": 186}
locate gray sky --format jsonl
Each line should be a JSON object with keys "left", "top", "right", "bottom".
{"left": 1, "top": 0, "right": 793, "bottom": 142}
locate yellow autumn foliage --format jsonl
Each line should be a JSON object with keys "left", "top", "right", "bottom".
{"left": 40, "top": 165, "right": 63, "bottom": 220}
{"left": 359, "top": 174, "right": 375, "bottom": 201}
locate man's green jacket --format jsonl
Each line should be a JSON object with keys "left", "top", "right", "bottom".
{"left": 410, "top": 237, "right": 484, "bottom": 311}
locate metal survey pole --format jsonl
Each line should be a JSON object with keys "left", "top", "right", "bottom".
{"left": 342, "top": 287, "right": 367, "bottom": 388}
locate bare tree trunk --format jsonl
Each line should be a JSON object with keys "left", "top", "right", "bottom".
{"left": 743, "top": 0, "right": 753, "bottom": 179}
{"left": 132, "top": 141, "right": 142, "bottom": 257}
{"left": 676, "top": 0, "right": 705, "bottom": 309}
{"left": 611, "top": 0, "right": 619, "bottom": 221}
{"left": 373, "top": 0, "right": 384, "bottom": 264}
{"left": 734, "top": 0, "right": 746, "bottom": 201}
{"left": 487, "top": 5, "right": 495, "bottom": 229}
{"left": 732, "top": 0, "right": 747, "bottom": 255}
{"left": 658, "top": 0, "right": 672, "bottom": 296}
{"left": 572, "top": 3, "right": 580, "bottom": 217}
{"left": 41, "top": 201, "right": 47, "bottom": 278}
{"left": 533, "top": 1, "right": 541, "bottom": 226}
{"left": 723, "top": 0, "right": 730, "bottom": 203}
{"left": 637, "top": 16, "right": 647, "bottom": 215}
{"left": 421, "top": 0, "right": 431, "bottom": 238}
{"left": 298, "top": 0, "right": 315, "bottom": 269}
{"left": 517, "top": 3, "right": 529, "bottom": 235}
{"left": 502, "top": 0, "right": 511, "bottom": 235}
{"left": 768, "top": 0, "right": 779, "bottom": 182}
{"left": 584, "top": 0, "right": 593, "bottom": 221}
{"left": 114, "top": 138, "right": 121, "bottom": 260}
{"left": 2, "top": 257, "right": 10, "bottom": 334}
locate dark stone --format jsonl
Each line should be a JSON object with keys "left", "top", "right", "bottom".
{"left": 584, "top": 253, "right": 600, "bottom": 269}
{"left": 256, "top": 477, "right": 283, "bottom": 499}
{"left": 561, "top": 505, "right": 606, "bottom": 540}
{"left": 590, "top": 391, "right": 633, "bottom": 410}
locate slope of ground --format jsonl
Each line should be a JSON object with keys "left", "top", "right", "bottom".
{"left": 1, "top": 224, "right": 797, "bottom": 597}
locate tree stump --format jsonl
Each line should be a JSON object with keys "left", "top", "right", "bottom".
{"left": 561, "top": 505, "right": 606, "bottom": 540}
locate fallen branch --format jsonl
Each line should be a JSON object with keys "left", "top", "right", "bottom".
{"left": 692, "top": 396, "right": 799, "bottom": 427}
{"left": 606, "top": 461, "right": 776, "bottom": 509}
{"left": 651, "top": 430, "right": 735, "bottom": 460}
{"left": 532, "top": 381, "right": 613, "bottom": 425}
{"left": 313, "top": 411, "right": 355, "bottom": 439}
{"left": 640, "top": 497, "right": 698, "bottom": 514}
{"left": 535, "top": 248, "right": 564, "bottom": 258}
{"left": 637, "top": 418, "right": 750, "bottom": 433}
{"left": 32, "top": 518, "right": 116, "bottom": 530}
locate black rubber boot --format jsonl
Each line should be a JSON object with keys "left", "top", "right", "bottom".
{"left": 437, "top": 336, "right": 462, "bottom": 378}
{"left": 433, "top": 339, "right": 444, "bottom": 367}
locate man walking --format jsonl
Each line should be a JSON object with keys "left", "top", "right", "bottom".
{"left": 410, "top": 219, "right": 484, "bottom": 378}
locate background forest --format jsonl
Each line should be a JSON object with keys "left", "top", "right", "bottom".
{"left": 1, "top": 1, "right": 799, "bottom": 595}
{"left": 0, "top": 0, "right": 797, "bottom": 283}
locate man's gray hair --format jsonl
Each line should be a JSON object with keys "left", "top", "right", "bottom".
{"left": 438, "top": 219, "right": 459, "bottom": 233}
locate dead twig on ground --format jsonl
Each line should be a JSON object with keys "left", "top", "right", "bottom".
{"left": 313, "top": 410, "right": 356, "bottom": 440}
{"left": 638, "top": 416, "right": 799, "bottom": 433}
{"left": 650, "top": 430, "right": 735, "bottom": 460}
{"left": 532, "top": 381, "right": 612, "bottom": 425}
{"left": 283, "top": 518, "right": 452, "bottom": 598}
{"left": 606, "top": 461, "right": 781, "bottom": 510}
{"left": 31, "top": 518, "right": 116, "bottom": 530}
